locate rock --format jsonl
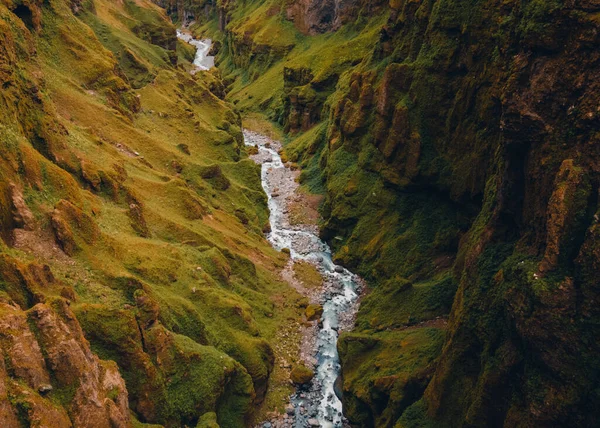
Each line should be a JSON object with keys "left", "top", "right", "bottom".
{"left": 0, "top": 300, "right": 130, "bottom": 427}
{"left": 285, "top": 404, "right": 295, "bottom": 415}
{"left": 334, "top": 265, "right": 344, "bottom": 273}
{"left": 290, "top": 365, "right": 314, "bottom": 385}
{"left": 308, "top": 418, "right": 320, "bottom": 427}
{"left": 538, "top": 159, "right": 590, "bottom": 274}
{"left": 134, "top": 289, "right": 160, "bottom": 328}
{"left": 9, "top": 183, "right": 36, "bottom": 231}
{"left": 305, "top": 304, "right": 323, "bottom": 321}
{"left": 38, "top": 384, "right": 53, "bottom": 394}
{"left": 196, "top": 411, "right": 220, "bottom": 427}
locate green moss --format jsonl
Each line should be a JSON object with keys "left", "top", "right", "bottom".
{"left": 196, "top": 412, "right": 220, "bottom": 428}
{"left": 293, "top": 261, "right": 322, "bottom": 289}
{"left": 396, "top": 398, "right": 440, "bottom": 428}
{"left": 158, "top": 332, "right": 254, "bottom": 426}
{"left": 290, "top": 364, "right": 314, "bottom": 384}
{"left": 338, "top": 328, "right": 445, "bottom": 427}
{"left": 358, "top": 276, "right": 456, "bottom": 331}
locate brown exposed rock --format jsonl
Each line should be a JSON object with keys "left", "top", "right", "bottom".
{"left": 376, "top": 63, "right": 412, "bottom": 116}
{"left": 28, "top": 301, "right": 130, "bottom": 427}
{"left": 539, "top": 160, "right": 590, "bottom": 273}
{"left": 0, "top": 302, "right": 50, "bottom": 391}
{"left": 9, "top": 183, "right": 35, "bottom": 231}
{"left": 0, "top": 298, "right": 130, "bottom": 428}
{"left": 0, "top": 357, "right": 20, "bottom": 427}
{"left": 286, "top": 0, "right": 387, "bottom": 35}
{"left": 0, "top": 254, "right": 62, "bottom": 308}
{"left": 10, "top": 381, "right": 73, "bottom": 427}
{"left": 51, "top": 199, "right": 100, "bottom": 256}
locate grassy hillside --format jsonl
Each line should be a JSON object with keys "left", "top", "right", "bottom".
{"left": 0, "top": 0, "right": 306, "bottom": 425}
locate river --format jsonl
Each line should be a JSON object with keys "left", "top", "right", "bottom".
{"left": 176, "top": 29, "right": 214, "bottom": 71}
{"left": 245, "top": 131, "right": 363, "bottom": 428}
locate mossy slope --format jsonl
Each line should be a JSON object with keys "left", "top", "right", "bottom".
{"left": 0, "top": 0, "right": 305, "bottom": 425}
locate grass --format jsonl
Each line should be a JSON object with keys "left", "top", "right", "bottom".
{"left": 293, "top": 261, "right": 322, "bottom": 289}
{"left": 357, "top": 275, "right": 457, "bottom": 332}
{"left": 242, "top": 112, "right": 285, "bottom": 140}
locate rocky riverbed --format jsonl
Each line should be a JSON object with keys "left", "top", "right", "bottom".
{"left": 245, "top": 130, "right": 364, "bottom": 428}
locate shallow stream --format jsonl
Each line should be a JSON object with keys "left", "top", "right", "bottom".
{"left": 245, "top": 131, "right": 363, "bottom": 428}
{"left": 176, "top": 29, "right": 214, "bottom": 71}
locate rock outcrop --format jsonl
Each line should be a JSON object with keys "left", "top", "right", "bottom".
{"left": 285, "top": 0, "right": 387, "bottom": 34}
{"left": 0, "top": 299, "right": 130, "bottom": 427}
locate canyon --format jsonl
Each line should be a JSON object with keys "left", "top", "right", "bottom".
{"left": 0, "top": 0, "right": 599, "bottom": 427}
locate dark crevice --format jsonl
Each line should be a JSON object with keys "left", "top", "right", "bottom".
{"left": 13, "top": 5, "right": 34, "bottom": 30}
{"left": 135, "top": 318, "right": 148, "bottom": 354}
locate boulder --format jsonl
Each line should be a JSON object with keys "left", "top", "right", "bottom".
{"left": 305, "top": 304, "right": 323, "bottom": 321}
{"left": 290, "top": 365, "right": 314, "bottom": 384}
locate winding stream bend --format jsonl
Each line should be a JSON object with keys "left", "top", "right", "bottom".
{"left": 245, "top": 131, "right": 363, "bottom": 428}
{"left": 176, "top": 29, "right": 214, "bottom": 71}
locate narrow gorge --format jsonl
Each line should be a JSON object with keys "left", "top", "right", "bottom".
{"left": 0, "top": 0, "right": 598, "bottom": 427}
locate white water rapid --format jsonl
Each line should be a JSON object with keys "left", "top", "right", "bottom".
{"left": 176, "top": 29, "right": 214, "bottom": 71}
{"left": 245, "top": 130, "right": 363, "bottom": 428}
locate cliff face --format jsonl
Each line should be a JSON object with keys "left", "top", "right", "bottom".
{"left": 285, "top": 0, "right": 387, "bottom": 35}
{"left": 0, "top": 296, "right": 130, "bottom": 427}
{"left": 191, "top": 0, "right": 600, "bottom": 426}
{"left": 361, "top": 1, "right": 599, "bottom": 426}
{"left": 329, "top": 0, "right": 600, "bottom": 424}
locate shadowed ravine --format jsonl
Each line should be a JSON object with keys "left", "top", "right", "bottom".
{"left": 245, "top": 131, "right": 364, "bottom": 428}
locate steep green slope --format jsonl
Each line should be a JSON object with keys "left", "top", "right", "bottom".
{"left": 0, "top": 0, "right": 305, "bottom": 426}
{"left": 181, "top": 0, "right": 600, "bottom": 426}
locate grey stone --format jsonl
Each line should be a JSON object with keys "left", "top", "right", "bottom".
{"left": 38, "top": 384, "right": 53, "bottom": 394}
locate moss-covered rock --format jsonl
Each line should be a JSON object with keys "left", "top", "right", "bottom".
{"left": 305, "top": 303, "right": 323, "bottom": 321}
{"left": 196, "top": 412, "right": 220, "bottom": 428}
{"left": 290, "top": 365, "right": 314, "bottom": 385}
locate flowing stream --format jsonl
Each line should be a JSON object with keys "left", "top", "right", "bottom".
{"left": 245, "top": 131, "right": 363, "bottom": 428}
{"left": 176, "top": 29, "right": 214, "bottom": 71}
{"left": 178, "top": 27, "right": 363, "bottom": 426}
